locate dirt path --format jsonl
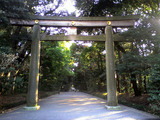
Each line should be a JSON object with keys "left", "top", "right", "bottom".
{"left": 0, "top": 92, "right": 159, "bottom": 120}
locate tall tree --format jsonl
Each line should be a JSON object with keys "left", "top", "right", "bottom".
{"left": 40, "top": 41, "right": 74, "bottom": 91}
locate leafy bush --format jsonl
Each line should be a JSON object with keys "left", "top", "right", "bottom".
{"left": 148, "top": 56, "right": 160, "bottom": 111}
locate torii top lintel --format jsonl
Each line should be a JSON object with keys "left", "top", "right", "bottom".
{"left": 10, "top": 15, "right": 140, "bottom": 27}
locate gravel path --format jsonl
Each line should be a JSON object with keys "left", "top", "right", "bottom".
{"left": 0, "top": 92, "right": 159, "bottom": 120}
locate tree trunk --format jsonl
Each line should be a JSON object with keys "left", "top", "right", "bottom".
{"left": 144, "top": 76, "right": 147, "bottom": 93}
{"left": 138, "top": 74, "right": 142, "bottom": 94}
{"left": 98, "top": 52, "right": 103, "bottom": 72}
{"left": 11, "top": 26, "right": 22, "bottom": 50}
{"left": 11, "top": 76, "right": 16, "bottom": 94}
{"left": 0, "top": 80, "right": 2, "bottom": 94}
{"left": 116, "top": 45, "right": 126, "bottom": 93}
{"left": 131, "top": 74, "right": 141, "bottom": 96}
{"left": 122, "top": 75, "right": 128, "bottom": 94}
{"left": 115, "top": 71, "right": 120, "bottom": 93}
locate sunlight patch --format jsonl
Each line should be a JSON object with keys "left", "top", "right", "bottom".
{"left": 64, "top": 41, "right": 74, "bottom": 49}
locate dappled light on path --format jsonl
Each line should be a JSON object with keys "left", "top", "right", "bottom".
{"left": 0, "top": 92, "right": 159, "bottom": 120}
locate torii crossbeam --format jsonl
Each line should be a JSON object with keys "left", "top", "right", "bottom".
{"left": 10, "top": 15, "right": 139, "bottom": 110}
{"left": 10, "top": 15, "right": 139, "bottom": 27}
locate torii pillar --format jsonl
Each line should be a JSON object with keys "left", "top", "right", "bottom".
{"left": 105, "top": 23, "right": 120, "bottom": 110}
{"left": 24, "top": 23, "right": 41, "bottom": 110}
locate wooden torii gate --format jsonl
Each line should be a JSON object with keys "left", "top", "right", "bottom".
{"left": 10, "top": 15, "right": 139, "bottom": 110}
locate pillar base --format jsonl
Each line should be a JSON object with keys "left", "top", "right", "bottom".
{"left": 105, "top": 105, "right": 121, "bottom": 110}
{"left": 24, "top": 106, "right": 40, "bottom": 110}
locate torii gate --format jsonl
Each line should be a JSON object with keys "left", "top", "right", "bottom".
{"left": 10, "top": 15, "right": 139, "bottom": 110}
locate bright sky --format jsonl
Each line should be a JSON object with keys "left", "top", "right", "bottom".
{"left": 64, "top": 41, "right": 74, "bottom": 49}
{"left": 36, "top": 0, "right": 77, "bottom": 16}
{"left": 56, "top": 0, "right": 76, "bottom": 14}
{"left": 57, "top": 0, "right": 92, "bottom": 49}
{"left": 36, "top": 0, "right": 92, "bottom": 49}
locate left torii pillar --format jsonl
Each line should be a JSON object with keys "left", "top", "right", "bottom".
{"left": 24, "top": 23, "right": 41, "bottom": 110}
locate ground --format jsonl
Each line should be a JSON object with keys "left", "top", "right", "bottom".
{"left": 0, "top": 91, "right": 57, "bottom": 113}
{"left": 90, "top": 92, "right": 149, "bottom": 105}
{"left": 88, "top": 92, "right": 160, "bottom": 116}
{"left": 118, "top": 94, "right": 150, "bottom": 105}
{"left": 0, "top": 92, "right": 159, "bottom": 120}
{"left": 0, "top": 92, "right": 159, "bottom": 117}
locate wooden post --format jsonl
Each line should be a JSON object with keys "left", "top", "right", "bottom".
{"left": 105, "top": 25, "right": 120, "bottom": 110}
{"left": 24, "top": 24, "right": 41, "bottom": 110}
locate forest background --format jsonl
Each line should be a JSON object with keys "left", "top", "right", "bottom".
{"left": 0, "top": 0, "right": 160, "bottom": 116}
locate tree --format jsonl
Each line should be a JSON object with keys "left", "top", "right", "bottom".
{"left": 76, "top": 0, "right": 160, "bottom": 16}
{"left": 0, "top": 0, "right": 36, "bottom": 94}
{"left": 70, "top": 41, "right": 106, "bottom": 92}
{"left": 0, "top": 0, "right": 65, "bottom": 94}
{"left": 75, "top": 0, "right": 160, "bottom": 100}
{"left": 40, "top": 41, "right": 74, "bottom": 91}
{"left": 148, "top": 57, "right": 160, "bottom": 112}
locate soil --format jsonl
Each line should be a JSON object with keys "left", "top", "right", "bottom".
{"left": 90, "top": 92, "right": 160, "bottom": 116}
{"left": 117, "top": 94, "right": 160, "bottom": 116}
{"left": 0, "top": 94, "right": 26, "bottom": 113}
{"left": 118, "top": 94, "right": 150, "bottom": 106}
{"left": 0, "top": 91, "right": 57, "bottom": 113}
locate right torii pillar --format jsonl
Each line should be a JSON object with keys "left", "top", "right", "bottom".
{"left": 105, "top": 24, "right": 121, "bottom": 110}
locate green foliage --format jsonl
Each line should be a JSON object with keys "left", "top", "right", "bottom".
{"left": 76, "top": 0, "right": 122, "bottom": 16}
{"left": 74, "top": 3, "right": 160, "bottom": 114}
{"left": 0, "top": 0, "right": 159, "bottom": 116}
{"left": 0, "top": 0, "right": 35, "bottom": 95}
{"left": 148, "top": 56, "right": 160, "bottom": 111}
{"left": 76, "top": 0, "right": 160, "bottom": 16}
{"left": 14, "top": 77, "right": 24, "bottom": 93}
{"left": 40, "top": 41, "right": 74, "bottom": 91}
{"left": 0, "top": 0, "right": 37, "bottom": 28}
{"left": 117, "top": 51, "right": 142, "bottom": 74}
{"left": 71, "top": 42, "right": 106, "bottom": 92}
